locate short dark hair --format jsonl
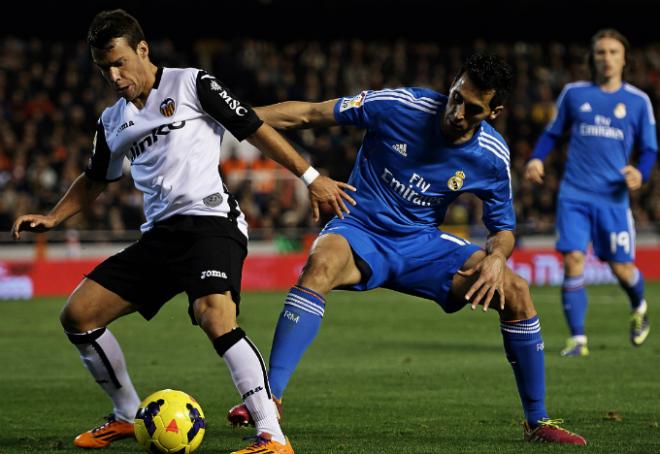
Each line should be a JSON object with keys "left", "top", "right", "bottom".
{"left": 587, "top": 28, "right": 630, "bottom": 79}
{"left": 452, "top": 53, "right": 513, "bottom": 109}
{"left": 87, "top": 9, "right": 145, "bottom": 51}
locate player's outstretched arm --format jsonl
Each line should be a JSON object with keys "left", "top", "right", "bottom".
{"left": 254, "top": 100, "right": 338, "bottom": 130}
{"left": 11, "top": 173, "right": 107, "bottom": 240}
{"left": 246, "top": 123, "right": 356, "bottom": 222}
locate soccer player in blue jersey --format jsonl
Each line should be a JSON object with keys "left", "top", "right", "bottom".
{"left": 229, "top": 53, "right": 586, "bottom": 445}
{"left": 525, "top": 29, "right": 657, "bottom": 356}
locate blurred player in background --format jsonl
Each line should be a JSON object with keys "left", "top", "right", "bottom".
{"left": 525, "top": 29, "right": 657, "bottom": 356}
{"left": 229, "top": 53, "right": 587, "bottom": 445}
{"left": 11, "top": 9, "right": 354, "bottom": 454}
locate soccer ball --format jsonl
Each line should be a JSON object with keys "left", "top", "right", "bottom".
{"left": 134, "top": 389, "right": 206, "bottom": 454}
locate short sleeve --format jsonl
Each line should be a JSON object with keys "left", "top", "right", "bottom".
{"left": 84, "top": 118, "right": 124, "bottom": 182}
{"left": 334, "top": 89, "right": 410, "bottom": 129}
{"left": 195, "top": 70, "right": 263, "bottom": 141}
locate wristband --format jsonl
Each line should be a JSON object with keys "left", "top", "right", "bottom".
{"left": 301, "top": 166, "right": 320, "bottom": 186}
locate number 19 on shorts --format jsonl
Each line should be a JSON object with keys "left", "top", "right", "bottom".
{"left": 610, "top": 231, "right": 631, "bottom": 255}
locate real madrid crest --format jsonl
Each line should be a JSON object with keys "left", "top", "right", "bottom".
{"left": 614, "top": 102, "right": 626, "bottom": 119}
{"left": 448, "top": 171, "right": 465, "bottom": 191}
{"left": 160, "top": 98, "right": 176, "bottom": 117}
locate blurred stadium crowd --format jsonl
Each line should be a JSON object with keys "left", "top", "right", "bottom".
{"left": 1, "top": 37, "right": 658, "bottom": 243}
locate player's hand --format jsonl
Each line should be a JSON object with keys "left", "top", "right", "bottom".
{"left": 621, "top": 165, "right": 642, "bottom": 191}
{"left": 11, "top": 214, "right": 58, "bottom": 240}
{"left": 308, "top": 176, "right": 357, "bottom": 223}
{"left": 524, "top": 159, "right": 545, "bottom": 185}
{"left": 457, "top": 251, "right": 507, "bottom": 312}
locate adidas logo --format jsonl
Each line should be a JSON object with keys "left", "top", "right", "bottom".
{"left": 579, "top": 102, "right": 592, "bottom": 112}
{"left": 392, "top": 143, "right": 407, "bottom": 156}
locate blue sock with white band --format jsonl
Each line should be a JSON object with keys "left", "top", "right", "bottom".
{"left": 500, "top": 315, "right": 548, "bottom": 427}
{"left": 562, "top": 275, "right": 588, "bottom": 336}
{"left": 268, "top": 286, "right": 326, "bottom": 398}
{"left": 619, "top": 268, "right": 646, "bottom": 312}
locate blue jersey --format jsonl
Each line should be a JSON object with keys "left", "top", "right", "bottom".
{"left": 333, "top": 88, "right": 515, "bottom": 235}
{"left": 547, "top": 81, "right": 657, "bottom": 205}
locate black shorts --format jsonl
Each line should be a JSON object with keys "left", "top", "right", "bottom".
{"left": 86, "top": 215, "right": 247, "bottom": 323}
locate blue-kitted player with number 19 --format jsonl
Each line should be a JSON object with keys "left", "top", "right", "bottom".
{"left": 525, "top": 29, "right": 657, "bottom": 356}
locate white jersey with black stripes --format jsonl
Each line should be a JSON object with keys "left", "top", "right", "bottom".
{"left": 86, "top": 67, "right": 263, "bottom": 235}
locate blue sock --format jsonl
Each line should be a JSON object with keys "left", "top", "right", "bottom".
{"left": 562, "top": 275, "right": 588, "bottom": 336}
{"left": 500, "top": 315, "right": 548, "bottom": 427}
{"left": 619, "top": 268, "right": 645, "bottom": 311}
{"left": 268, "top": 285, "right": 325, "bottom": 398}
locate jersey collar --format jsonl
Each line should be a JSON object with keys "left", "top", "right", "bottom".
{"left": 153, "top": 67, "right": 164, "bottom": 89}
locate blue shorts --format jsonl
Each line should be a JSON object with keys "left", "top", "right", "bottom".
{"left": 321, "top": 216, "right": 481, "bottom": 313}
{"left": 556, "top": 197, "right": 636, "bottom": 262}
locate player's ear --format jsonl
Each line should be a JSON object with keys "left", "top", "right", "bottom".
{"left": 137, "top": 41, "right": 149, "bottom": 59}
{"left": 489, "top": 105, "right": 503, "bottom": 120}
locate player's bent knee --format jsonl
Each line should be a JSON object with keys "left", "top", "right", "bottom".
{"left": 300, "top": 253, "right": 344, "bottom": 291}
{"left": 193, "top": 294, "right": 237, "bottom": 338}
{"left": 564, "top": 251, "right": 585, "bottom": 275}
{"left": 609, "top": 262, "right": 635, "bottom": 282}
{"left": 503, "top": 273, "right": 536, "bottom": 320}
{"left": 60, "top": 293, "right": 96, "bottom": 332}
{"left": 59, "top": 302, "right": 81, "bottom": 332}
{"left": 59, "top": 279, "right": 135, "bottom": 333}
{"left": 193, "top": 294, "right": 236, "bottom": 318}
{"left": 300, "top": 233, "right": 359, "bottom": 292}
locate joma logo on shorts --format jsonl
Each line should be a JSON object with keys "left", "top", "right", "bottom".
{"left": 200, "top": 270, "right": 227, "bottom": 280}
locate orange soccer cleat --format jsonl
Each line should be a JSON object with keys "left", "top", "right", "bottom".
{"left": 73, "top": 414, "right": 135, "bottom": 448}
{"left": 230, "top": 433, "right": 293, "bottom": 454}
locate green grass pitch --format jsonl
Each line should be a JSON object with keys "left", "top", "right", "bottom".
{"left": 1, "top": 285, "right": 658, "bottom": 453}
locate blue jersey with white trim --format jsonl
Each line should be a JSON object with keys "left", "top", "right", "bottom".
{"left": 333, "top": 88, "right": 515, "bottom": 235}
{"left": 547, "top": 81, "right": 657, "bottom": 204}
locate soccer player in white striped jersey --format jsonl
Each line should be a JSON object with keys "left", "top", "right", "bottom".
{"left": 11, "top": 9, "right": 355, "bottom": 454}
{"left": 526, "top": 29, "right": 657, "bottom": 356}
{"left": 228, "top": 53, "right": 587, "bottom": 445}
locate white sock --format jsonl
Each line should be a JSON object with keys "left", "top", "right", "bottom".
{"left": 635, "top": 299, "right": 648, "bottom": 315}
{"left": 222, "top": 336, "right": 285, "bottom": 444}
{"left": 67, "top": 328, "right": 141, "bottom": 422}
{"left": 572, "top": 335, "right": 588, "bottom": 344}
